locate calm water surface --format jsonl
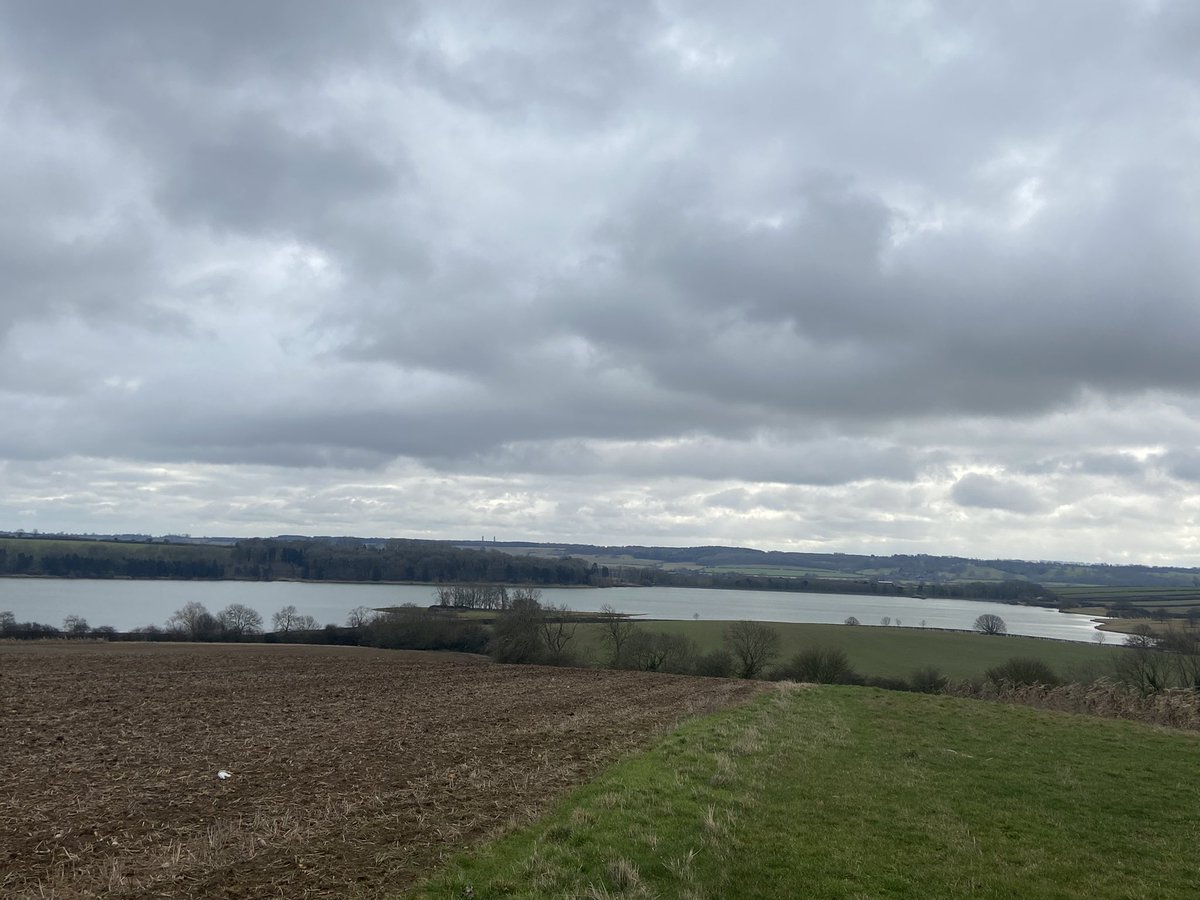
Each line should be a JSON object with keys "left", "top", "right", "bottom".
{"left": 0, "top": 578, "right": 1110, "bottom": 643}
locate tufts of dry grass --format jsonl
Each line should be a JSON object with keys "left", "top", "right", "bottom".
{"left": 951, "top": 678, "right": 1200, "bottom": 730}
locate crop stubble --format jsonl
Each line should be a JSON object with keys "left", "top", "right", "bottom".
{"left": 1, "top": 642, "right": 761, "bottom": 898}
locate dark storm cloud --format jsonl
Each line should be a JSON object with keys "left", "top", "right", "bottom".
{"left": 0, "top": 1, "right": 400, "bottom": 82}
{"left": 154, "top": 116, "right": 400, "bottom": 235}
{"left": 950, "top": 473, "right": 1048, "bottom": 515}
{"left": 1160, "top": 451, "right": 1200, "bottom": 484}
{"left": 553, "top": 161, "right": 1200, "bottom": 424}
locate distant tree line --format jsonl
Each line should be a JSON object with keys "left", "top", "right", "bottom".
{"left": 593, "top": 565, "right": 1052, "bottom": 604}
{"left": 1105, "top": 601, "right": 1200, "bottom": 627}
{"left": 0, "top": 544, "right": 226, "bottom": 579}
{"left": 0, "top": 537, "right": 601, "bottom": 585}
{"left": 495, "top": 543, "right": 1200, "bottom": 589}
{"left": 0, "top": 610, "right": 70, "bottom": 639}
{"left": 0, "top": 537, "right": 1061, "bottom": 605}
{"left": 226, "top": 538, "right": 601, "bottom": 585}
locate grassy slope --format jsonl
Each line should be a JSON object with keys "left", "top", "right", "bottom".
{"left": 415, "top": 687, "right": 1200, "bottom": 899}
{"left": 575, "top": 620, "right": 1122, "bottom": 681}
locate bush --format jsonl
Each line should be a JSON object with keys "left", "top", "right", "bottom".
{"left": 694, "top": 648, "right": 735, "bottom": 678}
{"left": 368, "top": 605, "right": 489, "bottom": 654}
{"left": 986, "top": 656, "right": 1060, "bottom": 687}
{"left": 489, "top": 593, "right": 546, "bottom": 664}
{"left": 910, "top": 666, "right": 949, "bottom": 694}
{"left": 166, "top": 602, "right": 220, "bottom": 641}
{"left": 1124, "top": 624, "right": 1157, "bottom": 649}
{"left": 621, "top": 630, "right": 697, "bottom": 674}
{"left": 316, "top": 624, "right": 361, "bottom": 646}
{"left": 777, "top": 647, "right": 860, "bottom": 684}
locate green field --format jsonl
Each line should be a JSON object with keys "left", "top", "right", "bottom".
{"left": 416, "top": 686, "right": 1200, "bottom": 898}
{"left": 704, "top": 565, "right": 859, "bottom": 578}
{"left": 1053, "top": 585, "right": 1200, "bottom": 596}
{"left": 575, "top": 620, "right": 1123, "bottom": 681}
{"left": 1052, "top": 585, "right": 1200, "bottom": 608}
{"left": 858, "top": 564, "right": 1017, "bottom": 582}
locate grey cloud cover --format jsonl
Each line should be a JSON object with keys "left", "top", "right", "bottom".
{"left": 950, "top": 473, "right": 1048, "bottom": 515}
{"left": 2, "top": 1, "right": 1199, "bottom": 564}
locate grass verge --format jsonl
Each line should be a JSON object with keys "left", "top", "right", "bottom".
{"left": 414, "top": 685, "right": 1200, "bottom": 899}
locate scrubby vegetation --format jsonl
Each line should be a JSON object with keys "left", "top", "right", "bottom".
{"left": 774, "top": 646, "right": 858, "bottom": 684}
{"left": 986, "top": 656, "right": 1061, "bottom": 687}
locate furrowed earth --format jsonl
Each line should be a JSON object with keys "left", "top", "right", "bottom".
{"left": 0, "top": 642, "right": 762, "bottom": 898}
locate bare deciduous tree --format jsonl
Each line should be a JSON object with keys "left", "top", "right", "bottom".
{"left": 724, "top": 620, "right": 780, "bottom": 679}
{"left": 1124, "top": 624, "right": 1156, "bottom": 649}
{"left": 272, "top": 605, "right": 300, "bottom": 633}
{"left": 1115, "top": 642, "right": 1171, "bottom": 695}
{"left": 539, "top": 602, "right": 577, "bottom": 664}
{"left": 974, "top": 614, "right": 1007, "bottom": 636}
{"left": 218, "top": 604, "right": 263, "bottom": 639}
{"left": 346, "top": 605, "right": 377, "bottom": 628}
{"left": 167, "top": 602, "right": 218, "bottom": 640}
{"left": 599, "top": 604, "right": 637, "bottom": 666}
{"left": 435, "top": 585, "right": 510, "bottom": 609}
{"left": 1158, "top": 626, "right": 1200, "bottom": 690}
{"left": 623, "top": 630, "right": 697, "bottom": 673}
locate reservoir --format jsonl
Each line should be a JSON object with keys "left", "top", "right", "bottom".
{"left": 0, "top": 578, "right": 1110, "bottom": 643}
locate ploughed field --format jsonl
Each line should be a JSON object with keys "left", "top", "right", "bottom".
{"left": 0, "top": 642, "right": 760, "bottom": 898}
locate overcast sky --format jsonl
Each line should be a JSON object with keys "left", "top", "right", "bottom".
{"left": 2, "top": 1, "right": 1199, "bottom": 564}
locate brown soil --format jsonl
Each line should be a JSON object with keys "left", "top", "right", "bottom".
{"left": 0, "top": 642, "right": 761, "bottom": 898}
